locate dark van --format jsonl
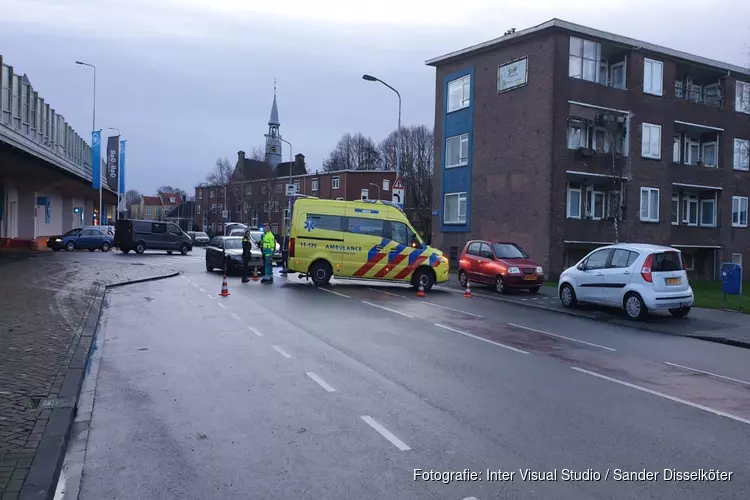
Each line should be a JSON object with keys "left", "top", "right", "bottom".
{"left": 115, "top": 219, "right": 193, "bottom": 255}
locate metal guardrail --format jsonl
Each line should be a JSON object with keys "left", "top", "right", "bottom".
{"left": 1, "top": 57, "right": 111, "bottom": 190}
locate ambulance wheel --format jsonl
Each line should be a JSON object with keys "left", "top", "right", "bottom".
{"left": 310, "top": 260, "right": 332, "bottom": 286}
{"left": 412, "top": 267, "right": 435, "bottom": 292}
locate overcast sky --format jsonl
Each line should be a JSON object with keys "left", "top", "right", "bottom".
{"left": 1, "top": 0, "right": 748, "bottom": 194}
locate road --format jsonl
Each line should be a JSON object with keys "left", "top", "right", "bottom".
{"left": 55, "top": 248, "right": 750, "bottom": 500}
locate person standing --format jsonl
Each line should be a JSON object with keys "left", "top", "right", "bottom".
{"left": 260, "top": 223, "right": 276, "bottom": 284}
{"left": 241, "top": 228, "right": 252, "bottom": 283}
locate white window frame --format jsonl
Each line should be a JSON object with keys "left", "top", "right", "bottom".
{"left": 732, "top": 196, "right": 749, "bottom": 227}
{"left": 273, "top": 201, "right": 280, "bottom": 213}
{"left": 246, "top": 185, "right": 252, "bottom": 195}
{"left": 566, "top": 184, "right": 582, "bottom": 219}
{"left": 261, "top": 184, "right": 267, "bottom": 194}
{"left": 585, "top": 187, "right": 605, "bottom": 220}
{"left": 332, "top": 176, "right": 340, "bottom": 189}
{"left": 672, "top": 134, "right": 681, "bottom": 163}
{"left": 445, "top": 133, "right": 469, "bottom": 168}
{"left": 275, "top": 183, "right": 282, "bottom": 193}
{"left": 443, "top": 192, "right": 467, "bottom": 224}
{"left": 734, "top": 138, "right": 750, "bottom": 171}
{"left": 683, "top": 136, "right": 700, "bottom": 165}
{"left": 609, "top": 61, "right": 626, "bottom": 89}
{"left": 640, "top": 187, "right": 660, "bottom": 222}
{"left": 146, "top": 207, "right": 152, "bottom": 216}
{"left": 360, "top": 188, "right": 369, "bottom": 200}
{"left": 311, "top": 179, "right": 319, "bottom": 191}
{"left": 700, "top": 141, "right": 718, "bottom": 167}
{"left": 447, "top": 75, "right": 471, "bottom": 113}
{"left": 263, "top": 201, "right": 270, "bottom": 212}
{"left": 282, "top": 208, "right": 290, "bottom": 226}
{"left": 568, "top": 36, "right": 602, "bottom": 83}
{"left": 643, "top": 58, "right": 664, "bottom": 96}
{"left": 682, "top": 194, "right": 698, "bottom": 226}
{"left": 196, "top": 205, "right": 201, "bottom": 215}
{"left": 641, "top": 123, "right": 661, "bottom": 159}
{"left": 567, "top": 122, "right": 588, "bottom": 149}
{"left": 382, "top": 179, "right": 390, "bottom": 191}
{"left": 209, "top": 190, "right": 215, "bottom": 198}
{"left": 592, "top": 127, "right": 610, "bottom": 153}
{"left": 699, "top": 198, "right": 716, "bottom": 227}
{"left": 198, "top": 191, "right": 203, "bottom": 200}
{"left": 671, "top": 194, "right": 679, "bottom": 225}
{"left": 735, "top": 81, "right": 750, "bottom": 114}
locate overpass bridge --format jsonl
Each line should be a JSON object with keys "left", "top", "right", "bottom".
{"left": 0, "top": 54, "right": 119, "bottom": 248}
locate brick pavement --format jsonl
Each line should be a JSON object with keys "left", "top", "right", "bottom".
{"left": 0, "top": 252, "right": 175, "bottom": 497}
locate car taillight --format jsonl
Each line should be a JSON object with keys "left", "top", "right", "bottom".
{"left": 641, "top": 254, "right": 653, "bottom": 283}
{"left": 681, "top": 255, "right": 686, "bottom": 270}
{"left": 289, "top": 237, "right": 295, "bottom": 258}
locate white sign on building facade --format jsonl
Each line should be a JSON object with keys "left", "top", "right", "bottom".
{"left": 497, "top": 57, "right": 528, "bottom": 93}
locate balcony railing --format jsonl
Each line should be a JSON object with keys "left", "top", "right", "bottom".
{"left": 674, "top": 81, "right": 723, "bottom": 109}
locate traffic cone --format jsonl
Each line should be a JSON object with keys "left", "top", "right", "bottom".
{"left": 464, "top": 282, "right": 472, "bottom": 298}
{"left": 219, "top": 274, "right": 230, "bottom": 296}
{"left": 416, "top": 283, "right": 426, "bottom": 297}
{"left": 252, "top": 267, "right": 259, "bottom": 281}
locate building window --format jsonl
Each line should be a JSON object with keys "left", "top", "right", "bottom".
{"left": 568, "top": 37, "right": 601, "bottom": 83}
{"left": 169, "top": 196, "right": 176, "bottom": 203}
{"left": 271, "top": 223, "right": 278, "bottom": 233}
{"left": 585, "top": 188, "right": 605, "bottom": 219}
{"left": 196, "top": 205, "right": 201, "bottom": 215}
{"left": 199, "top": 190, "right": 203, "bottom": 200}
{"left": 734, "top": 139, "right": 749, "bottom": 171}
{"left": 275, "top": 183, "right": 282, "bottom": 193}
{"left": 732, "top": 196, "right": 749, "bottom": 227}
{"left": 701, "top": 141, "right": 717, "bottom": 167}
{"left": 671, "top": 194, "right": 679, "bottom": 225}
{"left": 610, "top": 61, "right": 626, "bottom": 89}
{"left": 641, "top": 123, "right": 661, "bottom": 159}
{"left": 332, "top": 176, "right": 340, "bottom": 189}
{"left": 263, "top": 201, "right": 270, "bottom": 212}
{"left": 735, "top": 81, "right": 750, "bottom": 114}
{"left": 567, "top": 122, "right": 588, "bottom": 149}
{"left": 682, "top": 252, "right": 695, "bottom": 271}
{"left": 683, "top": 136, "right": 700, "bottom": 165}
{"left": 382, "top": 179, "right": 390, "bottom": 191}
{"left": 643, "top": 58, "right": 664, "bottom": 96}
{"left": 446, "top": 133, "right": 469, "bottom": 167}
{"left": 444, "top": 192, "right": 467, "bottom": 224}
{"left": 210, "top": 190, "right": 215, "bottom": 198}
{"left": 261, "top": 184, "right": 267, "bottom": 194}
{"left": 361, "top": 188, "right": 369, "bottom": 200}
{"left": 246, "top": 185, "right": 251, "bottom": 195}
{"left": 293, "top": 180, "right": 300, "bottom": 193}
{"left": 672, "top": 135, "right": 681, "bottom": 163}
{"left": 447, "top": 75, "right": 471, "bottom": 112}
{"left": 682, "top": 194, "right": 698, "bottom": 226}
{"left": 566, "top": 183, "right": 581, "bottom": 218}
{"left": 283, "top": 208, "right": 290, "bottom": 227}
{"left": 273, "top": 201, "right": 279, "bottom": 212}
{"left": 640, "top": 187, "right": 659, "bottom": 222}
{"left": 251, "top": 210, "right": 258, "bottom": 227}
{"left": 312, "top": 179, "right": 319, "bottom": 191}
{"left": 700, "top": 198, "right": 716, "bottom": 226}
{"left": 146, "top": 207, "right": 152, "bottom": 216}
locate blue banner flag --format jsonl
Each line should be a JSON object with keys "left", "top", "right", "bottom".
{"left": 91, "top": 130, "right": 102, "bottom": 189}
{"left": 119, "top": 140, "right": 126, "bottom": 196}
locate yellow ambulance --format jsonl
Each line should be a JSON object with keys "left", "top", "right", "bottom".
{"left": 288, "top": 197, "right": 449, "bottom": 290}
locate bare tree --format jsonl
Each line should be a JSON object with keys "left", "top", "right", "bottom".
{"left": 206, "top": 157, "right": 233, "bottom": 185}
{"left": 249, "top": 147, "right": 265, "bottom": 161}
{"left": 124, "top": 189, "right": 141, "bottom": 208}
{"left": 599, "top": 110, "right": 631, "bottom": 243}
{"left": 323, "top": 132, "right": 382, "bottom": 171}
{"left": 157, "top": 185, "right": 188, "bottom": 199}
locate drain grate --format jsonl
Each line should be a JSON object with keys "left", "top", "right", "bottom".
{"left": 39, "top": 397, "right": 75, "bottom": 409}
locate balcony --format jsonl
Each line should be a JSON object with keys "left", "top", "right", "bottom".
{"left": 671, "top": 120, "right": 722, "bottom": 170}
{"left": 673, "top": 62, "right": 724, "bottom": 109}
{"left": 564, "top": 102, "right": 629, "bottom": 178}
{"left": 563, "top": 217, "right": 618, "bottom": 244}
{"left": 669, "top": 184, "right": 721, "bottom": 247}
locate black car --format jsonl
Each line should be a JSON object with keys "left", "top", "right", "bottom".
{"left": 205, "top": 236, "right": 261, "bottom": 273}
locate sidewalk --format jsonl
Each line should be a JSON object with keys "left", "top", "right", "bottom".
{"left": 0, "top": 252, "right": 178, "bottom": 499}
{"left": 442, "top": 275, "right": 750, "bottom": 348}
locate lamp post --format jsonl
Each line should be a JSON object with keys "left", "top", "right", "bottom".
{"left": 368, "top": 182, "right": 381, "bottom": 200}
{"left": 108, "top": 127, "right": 120, "bottom": 223}
{"left": 362, "top": 74, "right": 401, "bottom": 182}
{"left": 279, "top": 137, "right": 293, "bottom": 235}
{"left": 76, "top": 61, "right": 99, "bottom": 224}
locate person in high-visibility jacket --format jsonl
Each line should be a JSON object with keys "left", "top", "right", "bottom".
{"left": 260, "top": 223, "right": 276, "bottom": 284}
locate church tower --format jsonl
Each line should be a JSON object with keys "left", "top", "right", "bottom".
{"left": 265, "top": 80, "right": 282, "bottom": 168}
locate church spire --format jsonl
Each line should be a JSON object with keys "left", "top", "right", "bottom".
{"left": 265, "top": 79, "right": 282, "bottom": 168}
{"left": 269, "top": 78, "right": 280, "bottom": 126}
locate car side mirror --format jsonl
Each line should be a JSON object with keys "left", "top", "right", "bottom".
{"left": 577, "top": 263, "right": 586, "bottom": 271}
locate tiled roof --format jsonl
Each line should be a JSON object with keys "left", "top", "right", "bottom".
{"left": 160, "top": 192, "right": 183, "bottom": 205}
{"left": 233, "top": 158, "right": 274, "bottom": 181}
{"left": 142, "top": 196, "right": 161, "bottom": 205}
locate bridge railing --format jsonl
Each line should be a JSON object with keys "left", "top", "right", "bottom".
{"left": 1, "top": 56, "right": 106, "bottom": 187}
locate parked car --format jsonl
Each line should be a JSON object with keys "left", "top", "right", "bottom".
{"left": 558, "top": 243, "right": 694, "bottom": 320}
{"left": 458, "top": 240, "right": 544, "bottom": 293}
{"left": 205, "top": 236, "right": 261, "bottom": 273}
{"left": 47, "top": 227, "right": 113, "bottom": 252}
{"left": 114, "top": 219, "right": 193, "bottom": 255}
{"left": 188, "top": 231, "right": 210, "bottom": 246}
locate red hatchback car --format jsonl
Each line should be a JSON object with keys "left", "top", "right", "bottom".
{"left": 458, "top": 240, "right": 544, "bottom": 293}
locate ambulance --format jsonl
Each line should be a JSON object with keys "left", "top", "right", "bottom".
{"left": 288, "top": 197, "right": 450, "bottom": 290}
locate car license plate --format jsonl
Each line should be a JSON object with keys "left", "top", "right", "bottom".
{"left": 524, "top": 274, "right": 537, "bottom": 281}
{"left": 666, "top": 277, "right": 681, "bottom": 286}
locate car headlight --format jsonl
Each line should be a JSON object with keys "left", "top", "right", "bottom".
{"left": 508, "top": 266, "right": 521, "bottom": 274}
{"left": 55, "top": 238, "right": 62, "bottom": 242}
{"left": 440, "top": 256, "right": 449, "bottom": 264}
{"left": 231, "top": 254, "right": 242, "bottom": 260}
{"left": 536, "top": 266, "right": 543, "bottom": 274}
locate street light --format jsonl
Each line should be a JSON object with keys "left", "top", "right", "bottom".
{"left": 362, "top": 74, "right": 401, "bottom": 182}
{"left": 279, "top": 137, "right": 293, "bottom": 236}
{"left": 369, "top": 182, "right": 381, "bottom": 200}
{"left": 76, "top": 61, "right": 99, "bottom": 224}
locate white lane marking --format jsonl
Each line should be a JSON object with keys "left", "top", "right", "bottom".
{"left": 507, "top": 322, "right": 616, "bottom": 351}
{"left": 230, "top": 312, "right": 241, "bottom": 321}
{"left": 665, "top": 362, "right": 750, "bottom": 386}
{"left": 422, "top": 300, "right": 483, "bottom": 318}
{"left": 272, "top": 345, "right": 292, "bottom": 359}
{"left": 217, "top": 302, "right": 226, "bottom": 309}
{"left": 571, "top": 367, "right": 750, "bottom": 426}
{"left": 248, "top": 326, "right": 263, "bottom": 336}
{"left": 192, "top": 283, "right": 198, "bottom": 287}
{"left": 362, "top": 300, "right": 413, "bottom": 318}
{"left": 306, "top": 372, "right": 336, "bottom": 392}
{"left": 368, "top": 287, "right": 402, "bottom": 298}
{"left": 434, "top": 323, "right": 528, "bottom": 355}
{"left": 207, "top": 294, "right": 215, "bottom": 300}
{"left": 464, "top": 497, "right": 479, "bottom": 500}
{"left": 199, "top": 288, "right": 205, "bottom": 293}
{"left": 319, "top": 287, "right": 351, "bottom": 299}
{"left": 360, "top": 416, "right": 411, "bottom": 451}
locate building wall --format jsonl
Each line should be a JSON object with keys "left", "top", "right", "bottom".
{"left": 1, "top": 180, "right": 18, "bottom": 238}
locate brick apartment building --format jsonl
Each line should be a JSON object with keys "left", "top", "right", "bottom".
{"left": 427, "top": 18, "right": 750, "bottom": 280}
{"left": 195, "top": 150, "right": 396, "bottom": 235}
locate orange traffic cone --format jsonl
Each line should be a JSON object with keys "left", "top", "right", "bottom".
{"left": 219, "top": 274, "right": 230, "bottom": 296}
{"left": 464, "top": 282, "right": 472, "bottom": 298}
{"left": 252, "top": 267, "right": 259, "bottom": 281}
{"left": 416, "top": 283, "right": 426, "bottom": 297}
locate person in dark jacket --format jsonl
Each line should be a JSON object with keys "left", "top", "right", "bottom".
{"left": 280, "top": 228, "right": 290, "bottom": 276}
{"left": 241, "top": 229, "right": 253, "bottom": 283}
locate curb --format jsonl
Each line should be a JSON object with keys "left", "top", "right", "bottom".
{"left": 440, "top": 284, "right": 750, "bottom": 350}
{"left": 18, "top": 270, "right": 181, "bottom": 500}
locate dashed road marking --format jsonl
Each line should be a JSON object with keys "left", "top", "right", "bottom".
{"left": 217, "top": 302, "right": 226, "bottom": 309}
{"left": 434, "top": 323, "right": 528, "bottom": 355}
{"left": 360, "top": 416, "right": 410, "bottom": 451}
{"left": 319, "top": 287, "right": 351, "bottom": 299}
{"left": 192, "top": 283, "right": 198, "bottom": 287}
{"left": 306, "top": 372, "right": 336, "bottom": 392}
{"left": 248, "top": 326, "right": 263, "bottom": 336}
{"left": 230, "top": 312, "right": 241, "bottom": 321}
{"left": 362, "top": 300, "right": 413, "bottom": 318}
{"left": 272, "top": 345, "right": 292, "bottom": 359}
{"left": 199, "top": 288, "right": 205, "bottom": 293}
{"left": 665, "top": 361, "right": 750, "bottom": 386}
{"left": 507, "top": 323, "right": 616, "bottom": 351}
{"left": 367, "top": 287, "right": 402, "bottom": 298}
{"left": 421, "top": 300, "right": 483, "bottom": 318}
{"left": 571, "top": 366, "right": 750, "bottom": 426}
{"left": 207, "top": 294, "right": 215, "bottom": 300}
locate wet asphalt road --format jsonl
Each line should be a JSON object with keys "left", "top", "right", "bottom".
{"left": 60, "top": 249, "right": 750, "bottom": 500}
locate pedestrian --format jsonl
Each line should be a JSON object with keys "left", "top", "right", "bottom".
{"left": 241, "top": 228, "right": 252, "bottom": 283}
{"left": 260, "top": 223, "right": 276, "bottom": 284}
{"left": 280, "top": 227, "right": 290, "bottom": 276}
